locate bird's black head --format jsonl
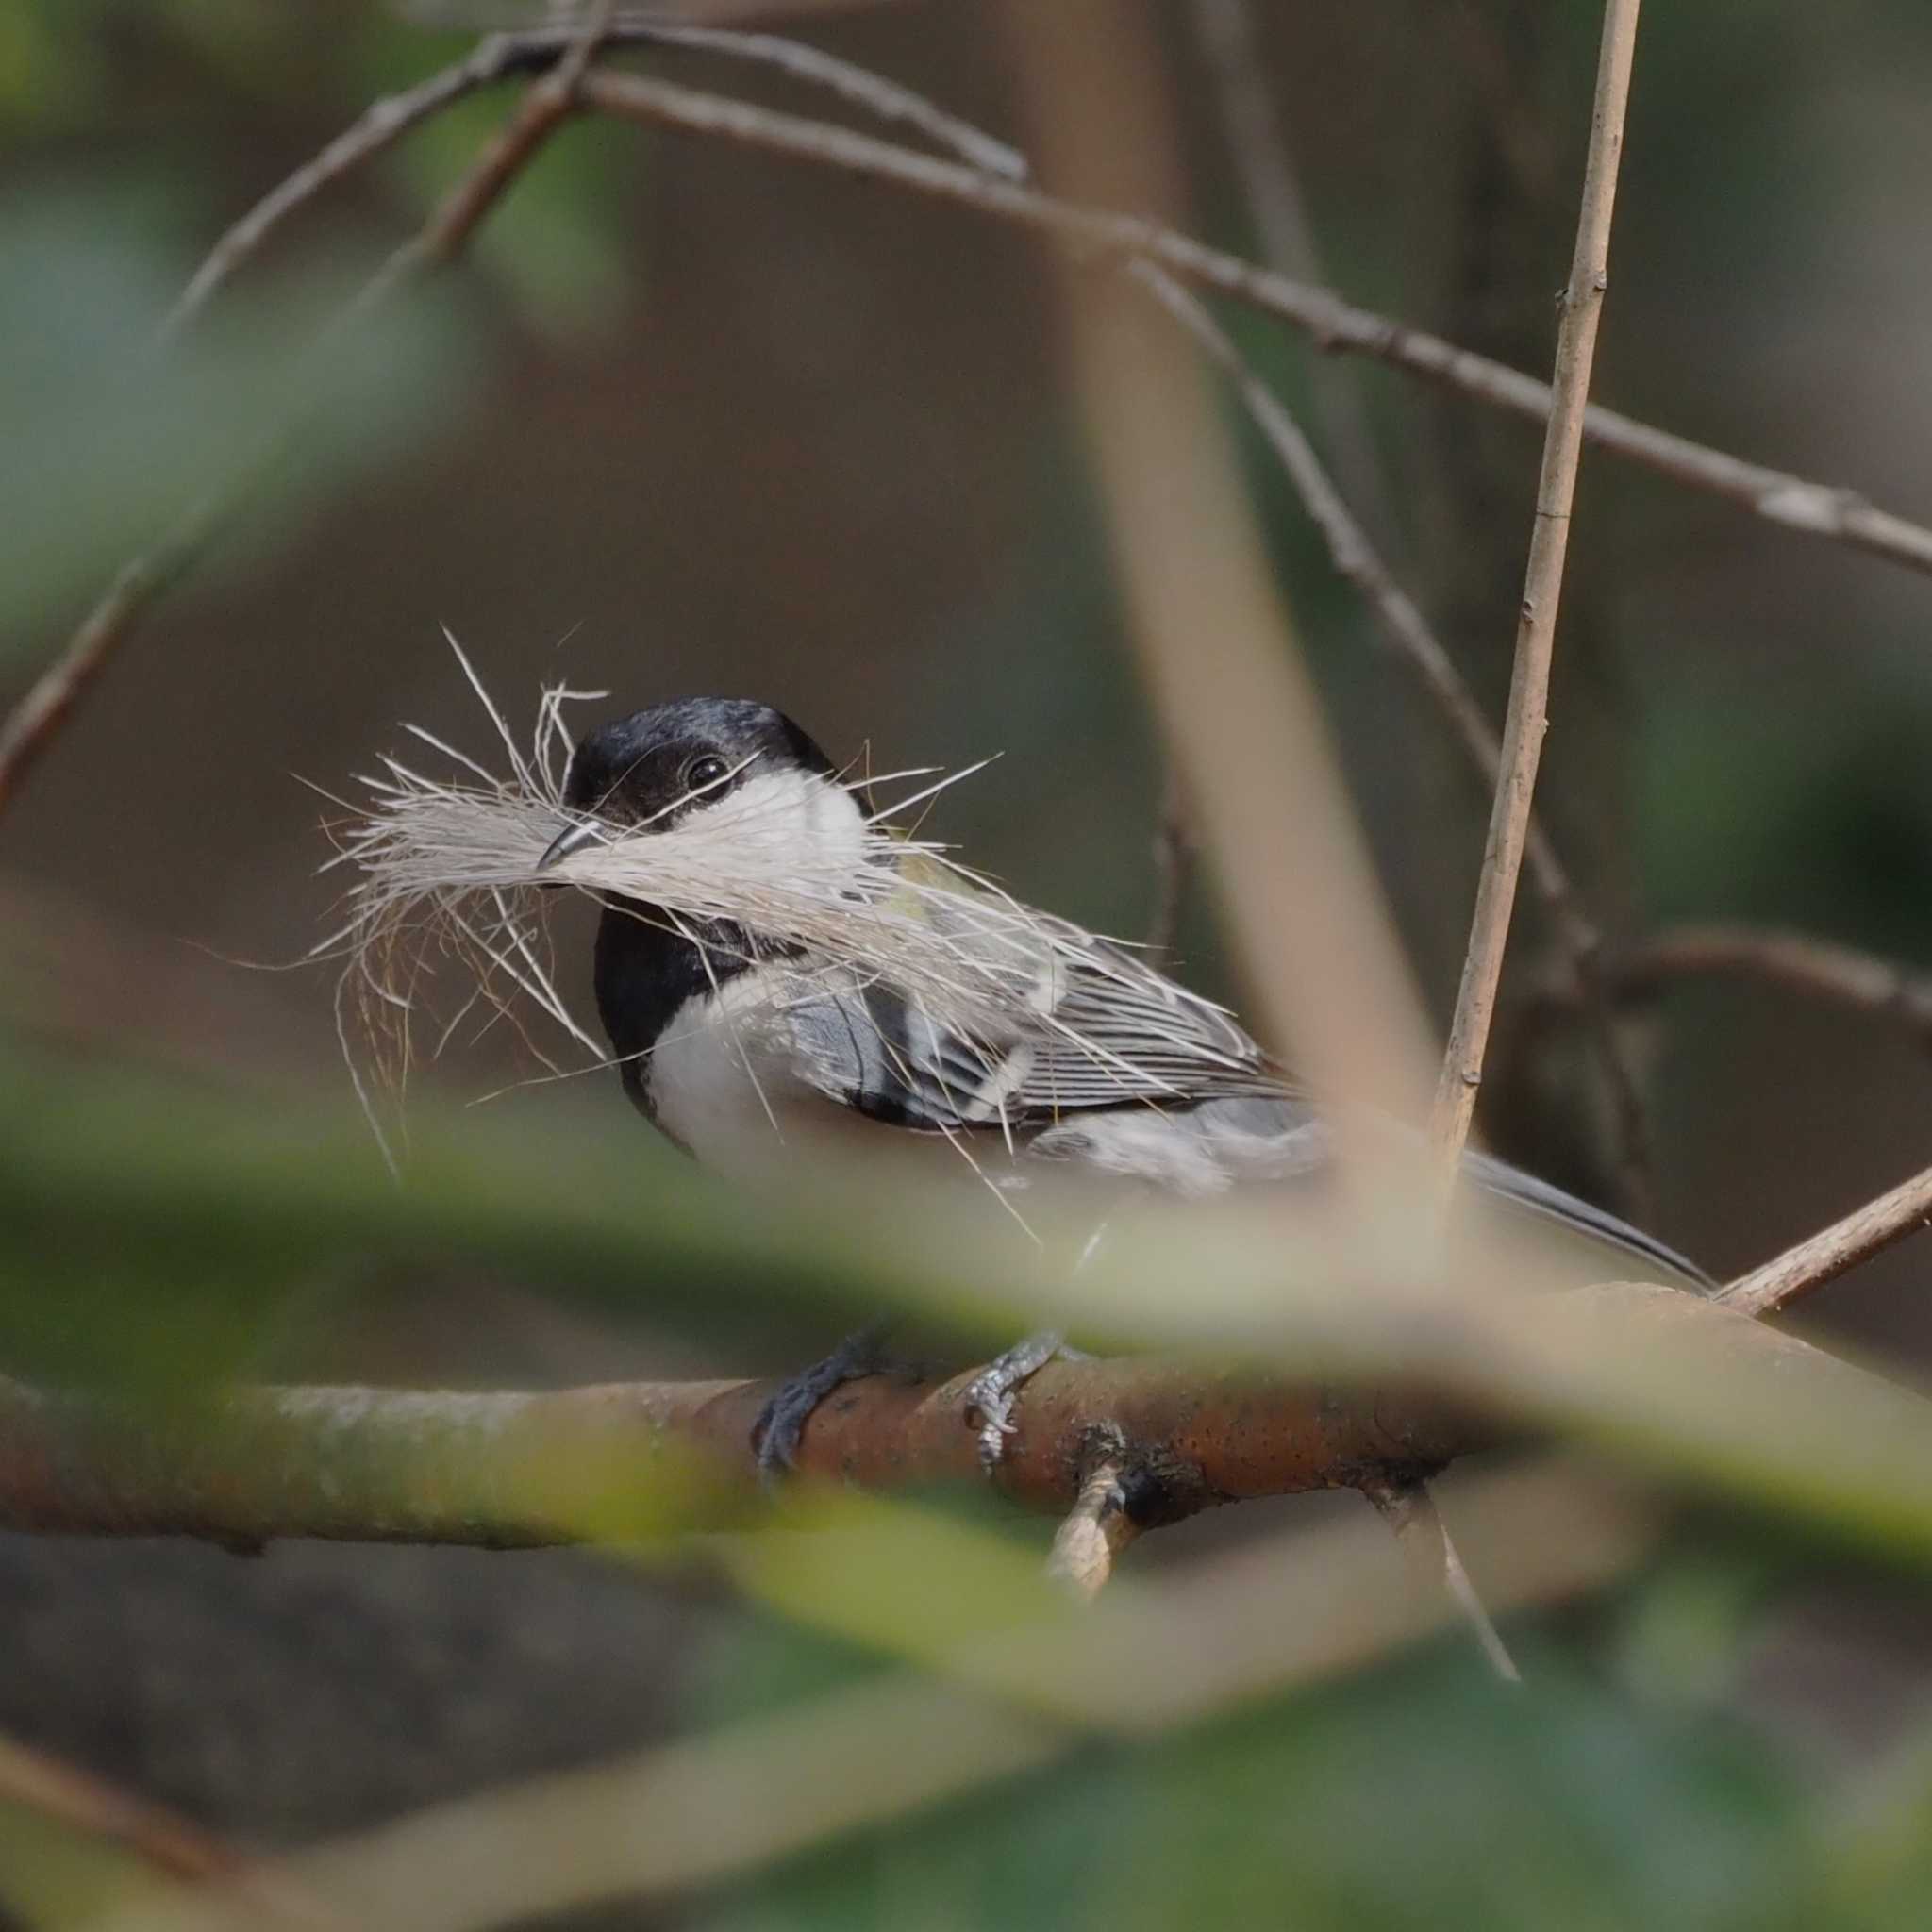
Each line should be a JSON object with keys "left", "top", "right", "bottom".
{"left": 542, "top": 699, "right": 849, "bottom": 1117}
{"left": 559, "top": 695, "right": 837, "bottom": 831}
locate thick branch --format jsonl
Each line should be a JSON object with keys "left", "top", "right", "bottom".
{"left": 1431, "top": 0, "right": 1640, "bottom": 1178}
{"left": 8, "top": 1277, "right": 1932, "bottom": 1554}
{"left": 0, "top": 1358, "right": 1475, "bottom": 1547}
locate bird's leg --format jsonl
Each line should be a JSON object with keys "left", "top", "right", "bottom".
{"left": 961, "top": 1331, "right": 1073, "bottom": 1472}
{"left": 962, "top": 1218, "right": 1108, "bottom": 1472}
{"left": 751, "top": 1320, "right": 891, "bottom": 1481}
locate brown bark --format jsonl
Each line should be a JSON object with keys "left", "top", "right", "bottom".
{"left": 2, "top": 1279, "right": 1924, "bottom": 1554}
{"left": 0, "top": 1356, "right": 1476, "bottom": 1550}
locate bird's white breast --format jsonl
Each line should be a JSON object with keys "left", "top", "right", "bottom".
{"left": 642, "top": 767, "right": 860, "bottom": 1162}
{"left": 644, "top": 968, "right": 833, "bottom": 1176}
{"left": 644, "top": 964, "right": 1029, "bottom": 1191}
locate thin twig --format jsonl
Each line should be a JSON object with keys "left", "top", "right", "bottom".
{"left": 0, "top": 1734, "right": 240, "bottom": 1885}
{"left": 0, "top": 1733, "right": 340, "bottom": 1923}
{"left": 0, "top": 14, "right": 611, "bottom": 822}
{"left": 1186, "top": 0, "right": 1393, "bottom": 543}
{"left": 1145, "top": 765, "right": 1192, "bottom": 956}
{"left": 1364, "top": 1475, "right": 1522, "bottom": 1683}
{"left": 572, "top": 65, "right": 1932, "bottom": 579}
{"left": 181, "top": 22, "right": 1932, "bottom": 591}
{"left": 163, "top": 16, "right": 1022, "bottom": 349}
{"left": 1722, "top": 1161, "right": 1932, "bottom": 1320}
{"left": 998, "top": 0, "right": 1438, "bottom": 1126}
{"left": 16, "top": 22, "right": 1932, "bottom": 825}
{"left": 351, "top": 0, "right": 616, "bottom": 313}
{"left": 1131, "top": 265, "right": 1653, "bottom": 1212}
{"left": 160, "top": 34, "right": 528, "bottom": 344}
{"left": 1430, "top": 0, "right": 1641, "bottom": 1181}
{"left": 1601, "top": 924, "right": 1932, "bottom": 1045}
{"left": 0, "top": 539, "right": 215, "bottom": 822}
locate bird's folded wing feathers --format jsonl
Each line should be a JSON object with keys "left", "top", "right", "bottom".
{"left": 766, "top": 873, "right": 1707, "bottom": 1285}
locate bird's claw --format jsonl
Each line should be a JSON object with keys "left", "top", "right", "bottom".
{"left": 966, "top": 1383, "right": 1020, "bottom": 1472}
{"left": 961, "top": 1330, "right": 1066, "bottom": 1474}
{"left": 748, "top": 1388, "right": 815, "bottom": 1485}
{"left": 752, "top": 1324, "right": 887, "bottom": 1486}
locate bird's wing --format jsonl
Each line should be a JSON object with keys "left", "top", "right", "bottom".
{"left": 771, "top": 869, "right": 1707, "bottom": 1284}
{"left": 991, "top": 921, "right": 1293, "bottom": 1118}
{"left": 781, "top": 865, "right": 1293, "bottom": 1131}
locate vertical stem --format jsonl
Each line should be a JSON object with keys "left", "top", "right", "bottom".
{"left": 1430, "top": 0, "right": 1642, "bottom": 1182}
{"left": 1364, "top": 1476, "right": 1522, "bottom": 1685}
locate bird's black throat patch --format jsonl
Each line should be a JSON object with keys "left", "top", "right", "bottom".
{"left": 591, "top": 899, "right": 810, "bottom": 1133}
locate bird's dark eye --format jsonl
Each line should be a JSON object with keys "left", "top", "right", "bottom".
{"left": 682, "top": 753, "right": 730, "bottom": 794}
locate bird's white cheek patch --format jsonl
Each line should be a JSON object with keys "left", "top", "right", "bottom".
{"left": 700, "top": 767, "right": 870, "bottom": 880}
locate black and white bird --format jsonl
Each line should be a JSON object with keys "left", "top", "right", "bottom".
{"left": 534, "top": 695, "right": 1704, "bottom": 1471}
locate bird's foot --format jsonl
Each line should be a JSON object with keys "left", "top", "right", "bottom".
{"left": 962, "top": 1331, "right": 1085, "bottom": 1473}
{"left": 751, "top": 1324, "right": 888, "bottom": 1483}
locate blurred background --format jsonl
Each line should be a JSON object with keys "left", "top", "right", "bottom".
{"left": 7, "top": 1, "right": 1932, "bottom": 1925}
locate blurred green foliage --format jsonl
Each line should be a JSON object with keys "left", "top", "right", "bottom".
{"left": 0, "top": 189, "right": 483, "bottom": 650}
{"left": 692, "top": 1530, "right": 1932, "bottom": 1932}
{"left": 5, "top": 4, "right": 1932, "bottom": 1928}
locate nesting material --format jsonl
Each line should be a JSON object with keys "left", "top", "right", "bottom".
{"left": 313, "top": 638, "right": 1262, "bottom": 1170}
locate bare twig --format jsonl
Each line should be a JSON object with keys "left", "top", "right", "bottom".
{"left": 1187, "top": 0, "right": 1393, "bottom": 542}
{"left": 0, "top": 1734, "right": 241, "bottom": 1885}
{"left": 621, "top": 17, "right": 1026, "bottom": 176}
{"left": 1601, "top": 924, "right": 1932, "bottom": 1045}
{"left": 0, "top": 14, "right": 611, "bottom": 823}
{"left": 1045, "top": 1452, "right": 1141, "bottom": 1598}
{"left": 353, "top": 0, "right": 616, "bottom": 312}
{"left": 165, "top": 15, "right": 1018, "bottom": 344}
{"left": 1430, "top": 0, "right": 1641, "bottom": 1180}
{"left": 1722, "top": 1161, "right": 1932, "bottom": 1319}
{"left": 1145, "top": 765, "right": 1193, "bottom": 956}
{"left": 16, "top": 20, "right": 1932, "bottom": 827}
{"left": 180, "top": 19, "right": 1932, "bottom": 599}
{"left": 1131, "top": 266, "right": 1653, "bottom": 1211}
{"left": 572, "top": 65, "right": 1932, "bottom": 579}
{"left": 0, "top": 1732, "right": 339, "bottom": 1923}
{"left": 0, "top": 538, "right": 215, "bottom": 823}
{"left": 1003, "top": 0, "right": 1439, "bottom": 1131}
{"left": 161, "top": 36, "right": 530, "bottom": 344}
{"left": 1364, "top": 1475, "right": 1522, "bottom": 1683}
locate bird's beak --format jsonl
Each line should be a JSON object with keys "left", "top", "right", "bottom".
{"left": 536, "top": 819, "right": 608, "bottom": 874}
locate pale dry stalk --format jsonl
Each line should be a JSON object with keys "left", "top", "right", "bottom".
{"left": 1430, "top": 0, "right": 1642, "bottom": 1184}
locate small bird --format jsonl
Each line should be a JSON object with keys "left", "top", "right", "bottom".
{"left": 537, "top": 695, "right": 1704, "bottom": 1472}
